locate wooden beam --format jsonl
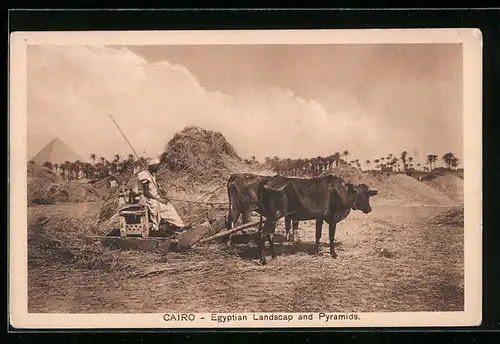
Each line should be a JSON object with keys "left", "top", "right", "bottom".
{"left": 196, "top": 220, "right": 262, "bottom": 246}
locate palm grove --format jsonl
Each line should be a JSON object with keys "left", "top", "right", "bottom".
{"left": 244, "top": 151, "right": 460, "bottom": 177}
{"left": 29, "top": 150, "right": 461, "bottom": 181}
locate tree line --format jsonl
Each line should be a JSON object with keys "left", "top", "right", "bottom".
{"left": 28, "top": 150, "right": 461, "bottom": 181}
{"left": 244, "top": 151, "right": 461, "bottom": 177}
{"left": 29, "top": 153, "right": 144, "bottom": 181}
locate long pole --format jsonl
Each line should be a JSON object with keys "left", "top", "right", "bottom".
{"left": 107, "top": 113, "right": 164, "bottom": 195}
{"left": 195, "top": 220, "right": 262, "bottom": 246}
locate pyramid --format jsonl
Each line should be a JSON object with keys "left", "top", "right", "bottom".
{"left": 31, "top": 137, "right": 83, "bottom": 165}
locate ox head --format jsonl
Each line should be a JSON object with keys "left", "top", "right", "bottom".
{"left": 348, "top": 183, "right": 378, "bottom": 214}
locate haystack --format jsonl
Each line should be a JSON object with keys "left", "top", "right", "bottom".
{"left": 429, "top": 204, "right": 464, "bottom": 226}
{"left": 157, "top": 126, "right": 241, "bottom": 190}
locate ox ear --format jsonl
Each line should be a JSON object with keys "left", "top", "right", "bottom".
{"left": 368, "top": 189, "right": 378, "bottom": 196}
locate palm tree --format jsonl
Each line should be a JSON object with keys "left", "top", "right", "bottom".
{"left": 442, "top": 152, "right": 456, "bottom": 169}
{"left": 127, "top": 154, "right": 135, "bottom": 162}
{"left": 408, "top": 157, "right": 413, "bottom": 171}
{"left": 450, "top": 157, "right": 460, "bottom": 170}
{"left": 365, "top": 160, "right": 371, "bottom": 171}
{"left": 75, "top": 160, "right": 82, "bottom": 178}
{"left": 401, "top": 151, "right": 407, "bottom": 172}
{"left": 426, "top": 154, "right": 438, "bottom": 171}
{"left": 64, "top": 160, "right": 71, "bottom": 180}
{"left": 431, "top": 154, "right": 438, "bottom": 170}
{"left": 342, "top": 150, "right": 349, "bottom": 163}
{"left": 43, "top": 161, "right": 53, "bottom": 170}
{"left": 374, "top": 159, "right": 380, "bottom": 171}
{"left": 114, "top": 154, "right": 121, "bottom": 163}
{"left": 391, "top": 157, "right": 399, "bottom": 172}
{"left": 251, "top": 156, "right": 256, "bottom": 164}
{"left": 333, "top": 152, "right": 341, "bottom": 167}
{"left": 90, "top": 154, "right": 96, "bottom": 166}
{"left": 60, "top": 163, "right": 67, "bottom": 180}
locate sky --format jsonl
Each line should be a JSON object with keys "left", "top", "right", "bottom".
{"left": 27, "top": 43, "right": 463, "bottom": 167}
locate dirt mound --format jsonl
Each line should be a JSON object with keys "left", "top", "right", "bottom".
{"left": 37, "top": 182, "right": 101, "bottom": 204}
{"left": 423, "top": 174, "right": 464, "bottom": 204}
{"left": 429, "top": 204, "right": 464, "bottom": 226}
{"left": 28, "top": 163, "right": 101, "bottom": 205}
{"left": 27, "top": 164, "right": 58, "bottom": 205}
{"left": 324, "top": 165, "right": 457, "bottom": 206}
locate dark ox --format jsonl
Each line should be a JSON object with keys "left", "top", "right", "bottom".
{"left": 256, "top": 174, "right": 377, "bottom": 265}
{"left": 226, "top": 173, "right": 299, "bottom": 245}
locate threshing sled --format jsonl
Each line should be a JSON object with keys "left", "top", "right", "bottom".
{"left": 87, "top": 187, "right": 262, "bottom": 254}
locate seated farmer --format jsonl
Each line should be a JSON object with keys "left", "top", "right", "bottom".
{"left": 133, "top": 158, "right": 187, "bottom": 232}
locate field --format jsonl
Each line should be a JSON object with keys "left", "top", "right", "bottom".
{"left": 26, "top": 127, "right": 464, "bottom": 313}
{"left": 28, "top": 200, "right": 463, "bottom": 313}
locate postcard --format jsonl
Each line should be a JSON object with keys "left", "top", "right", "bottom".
{"left": 9, "top": 28, "right": 482, "bottom": 329}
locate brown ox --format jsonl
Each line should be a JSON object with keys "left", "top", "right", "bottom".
{"left": 226, "top": 173, "right": 299, "bottom": 246}
{"left": 256, "top": 174, "right": 378, "bottom": 265}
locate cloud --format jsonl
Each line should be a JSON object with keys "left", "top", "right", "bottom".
{"left": 27, "top": 45, "right": 396, "bottom": 162}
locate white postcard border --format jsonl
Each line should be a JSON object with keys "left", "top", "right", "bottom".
{"left": 9, "top": 28, "right": 483, "bottom": 329}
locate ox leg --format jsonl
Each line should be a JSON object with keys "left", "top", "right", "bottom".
{"left": 266, "top": 221, "right": 277, "bottom": 259}
{"left": 257, "top": 227, "right": 267, "bottom": 265}
{"left": 315, "top": 219, "right": 324, "bottom": 255}
{"left": 329, "top": 222, "right": 338, "bottom": 259}
{"left": 226, "top": 209, "right": 242, "bottom": 247}
{"left": 242, "top": 208, "right": 253, "bottom": 224}
{"left": 290, "top": 220, "right": 299, "bottom": 243}
{"left": 284, "top": 216, "right": 291, "bottom": 242}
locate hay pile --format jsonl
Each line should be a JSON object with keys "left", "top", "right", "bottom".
{"left": 324, "top": 165, "right": 457, "bottom": 206}
{"left": 28, "top": 209, "right": 151, "bottom": 276}
{"left": 157, "top": 126, "right": 242, "bottom": 191}
{"left": 429, "top": 204, "right": 464, "bottom": 226}
{"left": 28, "top": 163, "right": 101, "bottom": 205}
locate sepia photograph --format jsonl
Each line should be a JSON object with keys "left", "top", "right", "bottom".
{"left": 9, "top": 29, "right": 482, "bottom": 328}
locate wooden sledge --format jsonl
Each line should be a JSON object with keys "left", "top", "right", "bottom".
{"left": 86, "top": 235, "right": 176, "bottom": 253}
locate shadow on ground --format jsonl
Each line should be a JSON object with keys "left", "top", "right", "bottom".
{"left": 217, "top": 232, "right": 341, "bottom": 260}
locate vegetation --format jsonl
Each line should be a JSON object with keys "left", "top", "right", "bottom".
{"left": 39, "top": 154, "right": 145, "bottom": 181}
{"left": 241, "top": 150, "right": 461, "bottom": 177}
{"left": 36, "top": 149, "right": 461, "bottom": 181}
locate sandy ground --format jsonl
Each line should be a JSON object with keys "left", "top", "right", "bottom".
{"left": 28, "top": 201, "right": 463, "bottom": 313}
